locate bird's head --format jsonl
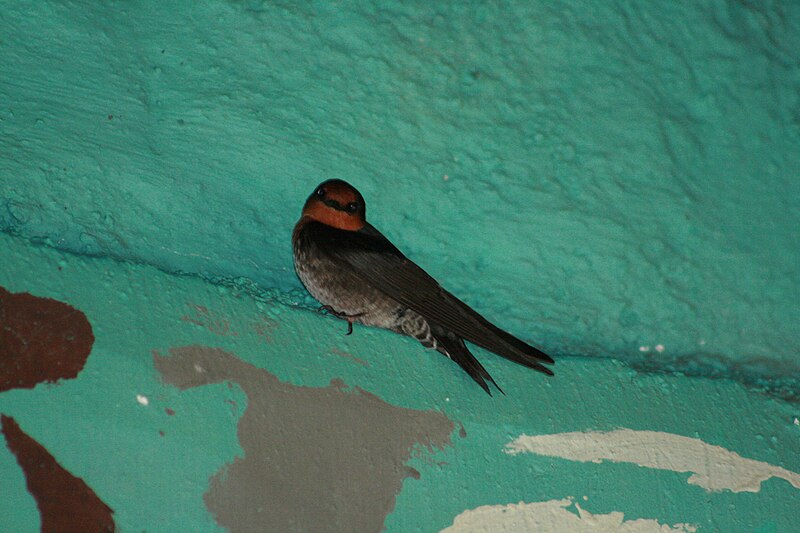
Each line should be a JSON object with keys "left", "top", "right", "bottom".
{"left": 300, "top": 179, "right": 366, "bottom": 231}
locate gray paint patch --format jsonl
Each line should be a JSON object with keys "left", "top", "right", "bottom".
{"left": 154, "top": 346, "right": 454, "bottom": 533}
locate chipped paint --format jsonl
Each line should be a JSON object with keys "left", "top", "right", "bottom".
{"left": 181, "top": 303, "right": 238, "bottom": 336}
{"left": 250, "top": 315, "right": 279, "bottom": 343}
{"left": 506, "top": 429, "right": 800, "bottom": 493}
{"left": 1, "top": 415, "right": 115, "bottom": 532}
{"left": 440, "top": 498, "right": 696, "bottom": 533}
{"left": 154, "top": 346, "right": 454, "bottom": 533}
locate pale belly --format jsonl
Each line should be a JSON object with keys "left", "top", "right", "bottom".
{"left": 292, "top": 226, "right": 436, "bottom": 347}
{"left": 293, "top": 245, "right": 403, "bottom": 331}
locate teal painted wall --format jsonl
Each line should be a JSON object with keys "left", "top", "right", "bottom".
{"left": 1, "top": 1, "right": 799, "bottom": 531}
{"left": 3, "top": 1, "right": 799, "bottom": 390}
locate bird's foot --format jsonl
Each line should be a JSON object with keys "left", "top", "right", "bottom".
{"left": 318, "top": 305, "right": 364, "bottom": 336}
{"left": 318, "top": 305, "right": 347, "bottom": 318}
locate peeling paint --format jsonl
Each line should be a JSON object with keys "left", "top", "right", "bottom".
{"left": 440, "top": 498, "right": 696, "bottom": 533}
{"left": 154, "top": 345, "right": 454, "bottom": 533}
{"left": 1, "top": 415, "right": 115, "bottom": 532}
{"left": 506, "top": 429, "right": 800, "bottom": 493}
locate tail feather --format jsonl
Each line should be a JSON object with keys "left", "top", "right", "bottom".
{"left": 436, "top": 289, "right": 555, "bottom": 374}
{"left": 435, "top": 335, "right": 503, "bottom": 396}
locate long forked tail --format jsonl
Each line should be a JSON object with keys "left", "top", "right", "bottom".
{"left": 435, "top": 335, "right": 503, "bottom": 396}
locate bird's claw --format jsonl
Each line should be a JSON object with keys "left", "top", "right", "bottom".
{"left": 318, "top": 305, "right": 362, "bottom": 336}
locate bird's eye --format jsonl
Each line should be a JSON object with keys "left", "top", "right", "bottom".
{"left": 315, "top": 187, "right": 325, "bottom": 198}
{"left": 346, "top": 202, "right": 358, "bottom": 214}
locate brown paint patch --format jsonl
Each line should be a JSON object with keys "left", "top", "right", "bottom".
{"left": 1, "top": 415, "right": 115, "bottom": 532}
{"left": 181, "top": 303, "right": 238, "bottom": 336}
{"left": 0, "top": 287, "right": 94, "bottom": 392}
{"left": 251, "top": 316, "right": 278, "bottom": 343}
{"left": 154, "top": 346, "right": 454, "bottom": 533}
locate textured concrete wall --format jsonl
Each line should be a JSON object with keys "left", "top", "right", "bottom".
{"left": 1, "top": 1, "right": 799, "bottom": 531}
{"left": 3, "top": 1, "right": 799, "bottom": 390}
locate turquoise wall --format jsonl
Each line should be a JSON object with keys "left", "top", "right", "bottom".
{"left": 1, "top": 1, "right": 799, "bottom": 531}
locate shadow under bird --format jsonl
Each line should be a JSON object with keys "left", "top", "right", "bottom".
{"left": 292, "top": 179, "right": 554, "bottom": 395}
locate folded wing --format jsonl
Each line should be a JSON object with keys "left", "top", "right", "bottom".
{"left": 316, "top": 222, "right": 554, "bottom": 376}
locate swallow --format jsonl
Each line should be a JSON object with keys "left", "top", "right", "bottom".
{"left": 292, "top": 179, "right": 554, "bottom": 395}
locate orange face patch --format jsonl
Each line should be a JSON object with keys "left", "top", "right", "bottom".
{"left": 302, "top": 199, "right": 365, "bottom": 231}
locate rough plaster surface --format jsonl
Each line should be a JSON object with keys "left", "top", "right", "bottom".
{"left": 1, "top": 1, "right": 799, "bottom": 397}
{"left": 506, "top": 429, "right": 800, "bottom": 493}
{"left": 440, "top": 499, "right": 696, "bottom": 533}
{"left": 154, "top": 345, "right": 454, "bottom": 533}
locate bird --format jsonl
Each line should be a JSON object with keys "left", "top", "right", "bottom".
{"left": 292, "top": 179, "right": 554, "bottom": 395}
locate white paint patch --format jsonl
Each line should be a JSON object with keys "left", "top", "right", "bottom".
{"left": 440, "top": 498, "right": 696, "bottom": 533}
{"left": 639, "top": 346, "right": 650, "bottom": 352}
{"left": 136, "top": 394, "right": 149, "bottom": 406}
{"left": 506, "top": 429, "right": 800, "bottom": 493}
